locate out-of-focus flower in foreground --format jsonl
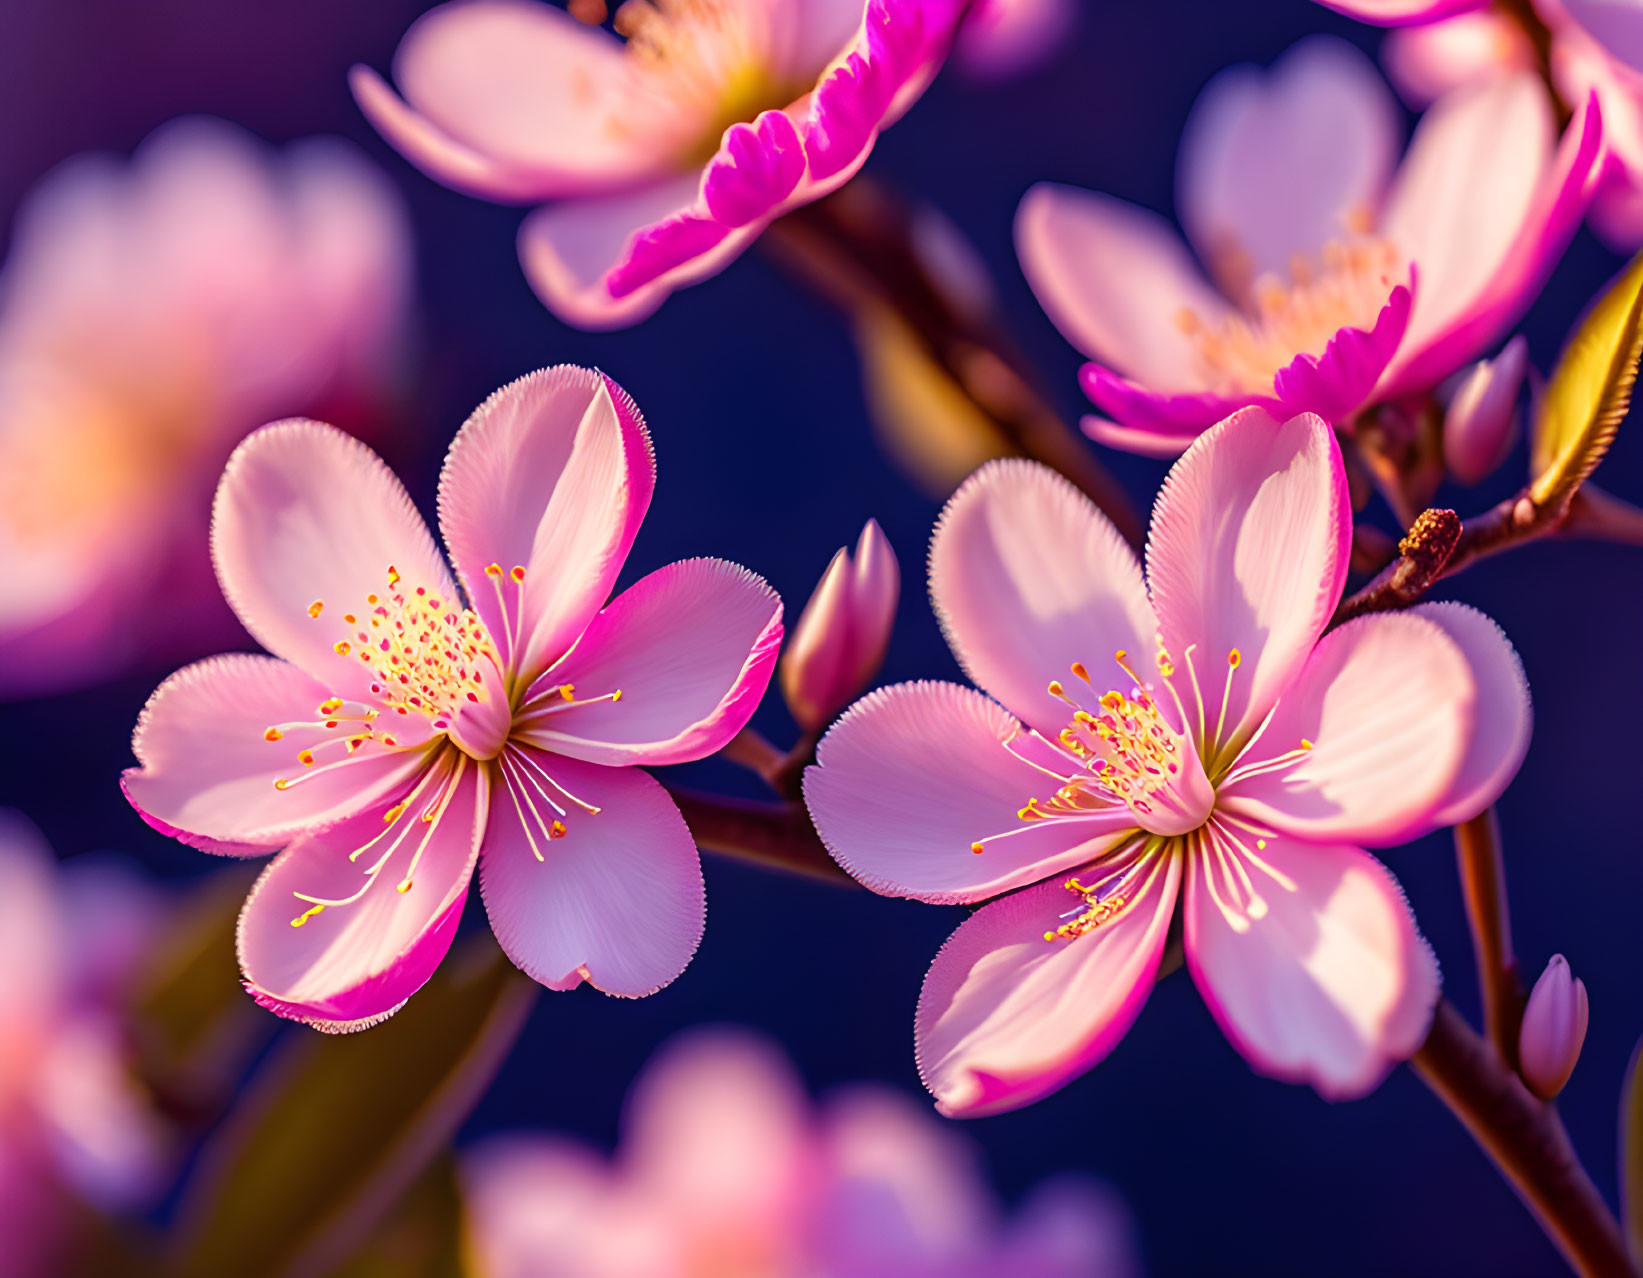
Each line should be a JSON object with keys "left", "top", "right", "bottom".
{"left": 1441, "top": 334, "right": 1528, "bottom": 485}
{"left": 953, "top": 0, "right": 1076, "bottom": 81}
{"left": 806, "top": 408, "right": 1533, "bottom": 1115}
{"left": 1327, "top": 0, "right": 1643, "bottom": 248}
{"left": 1519, "top": 953, "right": 1589, "bottom": 1099}
{"left": 0, "top": 812, "right": 167, "bottom": 1278}
{"left": 122, "top": 368, "right": 783, "bottom": 1030}
{"left": 464, "top": 1028, "right": 1141, "bottom": 1278}
{"left": 0, "top": 118, "right": 413, "bottom": 698}
{"left": 781, "top": 519, "right": 900, "bottom": 732}
{"left": 1017, "top": 37, "right": 1599, "bottom": 455}
{"left": 351, "top": 0, "right": 964, "bottom": 329}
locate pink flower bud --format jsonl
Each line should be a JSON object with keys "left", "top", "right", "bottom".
{"left": 1443, "top": 334, "right": 1527, "bottom": 486}
{"left": 1518, "top": 954, "right": 1589, "bottom": 1100}
{"left": 780, "top": 520, "right": 900, "bottom": 731}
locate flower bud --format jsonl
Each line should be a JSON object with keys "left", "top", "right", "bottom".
{"left": 1518, "top": 954, "right": 1589, "bottom": 1100}
{"left": 1443, "top": 334, "right": 1527, "bottom": 486}
{"left": 780, "top": 520, "right": 900, "bottom": 731}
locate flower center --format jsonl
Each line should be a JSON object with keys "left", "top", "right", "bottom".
{"left": 1176, "top": 238, "right": 1405, "bottom": 395}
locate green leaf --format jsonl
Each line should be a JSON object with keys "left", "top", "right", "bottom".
{"left": 170, "top": 933, "right": 534, "bottom": 1278}
{"left": 1623, "top": 1034, "right": 1643, "bottom": 1266}
{"left": 1530, "top": 250, "right": 1643, "bottom": 508}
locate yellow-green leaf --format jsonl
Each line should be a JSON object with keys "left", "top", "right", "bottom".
{"left": 330, "top": 1155, "right": 464, "bottom": 1278}
{"left": 1530, "top": 250, "right": 1643, "bottom": 506}
{"left": 171, "top": 934, "right": 534, "bottom": 1278}
{"left": 1623, "top": 1034, "right": 1643, "bottom": 1266}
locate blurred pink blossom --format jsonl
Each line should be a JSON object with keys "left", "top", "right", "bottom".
{"left": 464, "top": 1029, "right": 1141, "bottom": 1278}
{"left": 0, "top": 118, "right": 413, "bottom": 698}
{"left": 953, "top": 0, "right": 1076, "bottom": 81}
{"left": 805, "top": 408, "right": 1533, "bottom": 1115}
{"left": 1328, "top": 0, "right": 1643, "bottom": 248}
{"left": 0, "top": 812, "right": 167, "bottom": 1278}
{"left": 122, "top": 368, "right": 782, "bottom": 1031}
{"left": 781, "top": 519, "right": 900, "bottom": 731}
{"left": 352, "top": 0, "right": 965, "bottom": 329}
{"left": 1017, "top": 37, "right": 1600, "bottom": 455}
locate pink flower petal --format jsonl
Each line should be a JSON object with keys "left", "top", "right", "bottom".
{"left": 479, "top": 751, "right": 704, "bottom": 996}
{"left": 929, "top": 459, "right": 1156, "bottom": 737}
{"left": 0, "top": 812, "right": 65, "bottom": 1034}
{"left": 358, "top": 1, "right": 672, "bottom": 201}
{"left": 1183, "top": 834, "right": 1438, "bottom": 1099}
{"left": 701, "top": 109, "right": 807, "bottom": 228}
{"left": 1271, "top": 280, "right": 1413, "bottom": 424}
{"left": 1016, "top": 185, "right": 1233, "bottom": 390}
{"left": 1215, "top": 611, "right": 1471, "bottom": 845}
{"left": 461, "top": 1138, "right": 614, "bottom": 1278}
{"left": 1563, "top": 0, "right": 1643, "bottom": 75}
{"left": 1311, "top": 0, "right": 1486, "bottom": 25}
{"left": 954, "top": 0, "right": 1077, "bottom": 81}
{"left": 1145, "top": 409, "right": 1352, "bottom": 757}
{"left": 237, "top": 754, "right": 486, "bottom": 1030}
{"left": 1383, "top": 11, "right": 1537, "bottom": 108}
{"left": 1080, "top": 363, "right": 1282, "bottom": 434}
{"left": 211, "top": 420, "right": 454, "bottom": 702}
{"left": 1380, "top": 76, "right": 1602, "bottom": 395}
{"left": 1411, "top": 602, "right": 1531, "bottom": 825}
{"left": 1178, "top": 37, "right": 1402, "bottom": 290}
{"left": 517, "top": 176, "right": 765, "bottom": 330}
{"left": 915, "top": 849, "right": 1181, "bottom": 1117}
{"left": 804, "top": 681, "right": 1142, "bottom": 904}
{"left": 437, "top": 367, "right": 654, "bottom": 688}
{"left": 122, "top": 655, "right": 428, "bottom": 854}
{"left": 1081, "top": 414, "right": 1201, "bottom": 459}
{"left": 513, "top": 558, "right": 782, "bottom": 768}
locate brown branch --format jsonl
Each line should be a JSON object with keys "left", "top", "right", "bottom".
{"left": 762, "top": 179, "right": 1143, "bottom": 547}
{"left": 667, "top": 785, "right": 855, "bottom": 886}
{"left": 1331, "top": 508, "right": 1461, "bottom": 626}
{"left": 1453, "top": 809, "right": 1526, "bottom": 1068}
{"left": 1412, "top": 1001, "right": 1635, "bottom": 1277}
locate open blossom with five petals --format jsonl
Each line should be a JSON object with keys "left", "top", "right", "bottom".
{"left": 352, "top": 0, "right": 964, "bottom": 329}
{"left": 464, "top": 1029, "right": 1141, "bottom": 1278}
{"left": 804, "top": 408, "right": 1532, "bottom": 1115}
{"left": 1323, "top": 0, "right": 1643, "bottom": 249}
{"left": 1017, "top": 36, "right": 1601, "bottom": 456}
{"left": 121, "top": 367, "right": 783, "bottom": 1029}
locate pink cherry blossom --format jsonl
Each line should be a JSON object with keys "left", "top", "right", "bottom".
{"left": 121, "top": 367, "right": 783, "bottom": 1029}
{"left": 352, "top": 0, "right": 964, "bottom": 330}
{"left": 463, "top": 1028, "right": 1141, "bottom": 1278}
{"left": 804, "top": 408, "right": 1533, "bottom": 1116}
{"left": 0, "top": 813, "right": 168, "bottom": 1278}
{"left": 0, "top": 117, "right": 412, "bottom": 698}
{"left": 1016, "top": 37, "right": 1601, "bottom": 454}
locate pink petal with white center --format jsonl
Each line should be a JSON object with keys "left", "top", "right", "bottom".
{"left": 1563, "top": 0, "right": 1643, "bottom": 75}
{"left": 1311, "top": 0, "right": 1485, "bottom": 21}
{"left": 1184, "top": 833, "right": 1438, "bottom": 1099}
{"left": 1379, "top": 77, "right": 1603, "bottom": 396}
{"left": 1216, "top": 611, "right": 1471, "bottom": 845}
{"left": 915, "top": 848, "right": 1181, "bottom": 1117}
{"left": 1383, "top": 12, "right": 1536, "bottom": 108}
{"left": 1272, "top": 280, "right": 1413, "bottom": 424}
{"left": 1410, "top": 602, "right": 1531, "bottom": 824}
{"left": 122, "top": 654, "right": 429, "bottom": 854}
{"left": 479, "top": 750, "right": 703, "bottom": 996}
{"left": 1082, "top": 414, "right": 1201, "bottom": 459}
{"left": 437, "top": 367, "right": 653, "bottom": 686}
{"left": 357, "top": 1, "right": 671, "bottom": 201}
{"left": 514, "top": 558, "right": 781, "bottom": 768}
{"left": 1178, "top": 38, "right": 1402, "bottom": 290}
{"left": 804, "top": 681, "right": 1142, "bottom": 904}
{"left": 1016, "top": 185, "right": 1234, "bottom": 390}
{"left": 237, "top": 754, "right": 485, "bottom": 1030}
{"left": 929, "top": 460, "right": 1157, "bottom": 738}
{"left": 211, "top": 420, "right": 455, "bottom": 703}
{"left": 1079, "top": 365, "right": 1278, "bottom": 434}
{"left": 701, "top": 109, "right": 807, "bottom": 228}
{"left": 517, "top": 175, "right": 764, "bottom": 330}
{"left": 1145, "top": 409, "right": 1352, "bottom": 757}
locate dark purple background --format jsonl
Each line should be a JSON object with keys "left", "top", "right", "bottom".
{"left": 2, "top": 3, "right": 1638, "bottom": 1275}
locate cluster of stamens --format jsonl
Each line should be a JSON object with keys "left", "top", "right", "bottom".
{"left": 1177, "top": 238, "right": 1405, "bottom": 393}
{"left": 1044, "top": 877, "right": 1129, "bottom": 942}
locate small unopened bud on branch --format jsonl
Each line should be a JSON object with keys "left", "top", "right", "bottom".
{"left": 1518, "top": 954, "right": 1588, "bottom": 1100}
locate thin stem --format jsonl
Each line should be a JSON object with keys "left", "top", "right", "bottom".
{"left": 769, "top": 725, "right": 822, "bottom": 802}
{"left": 665, "top": 784, "right": 854, "bottom": 886}
{"left": 763, "top": 178, "right": 1143, "bottom": 547}
{"left": 1454, "top": 808, "right": 1525, "bottom": 1068}
{"left": 721, "top": 728, "right": 787, "bottom": 787}
{"left": 1412, "top": 1000, "right": 1635, "bottom": 1277}
{"left": 1331, "top": 508, "right": 1462, "bottom": 627}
